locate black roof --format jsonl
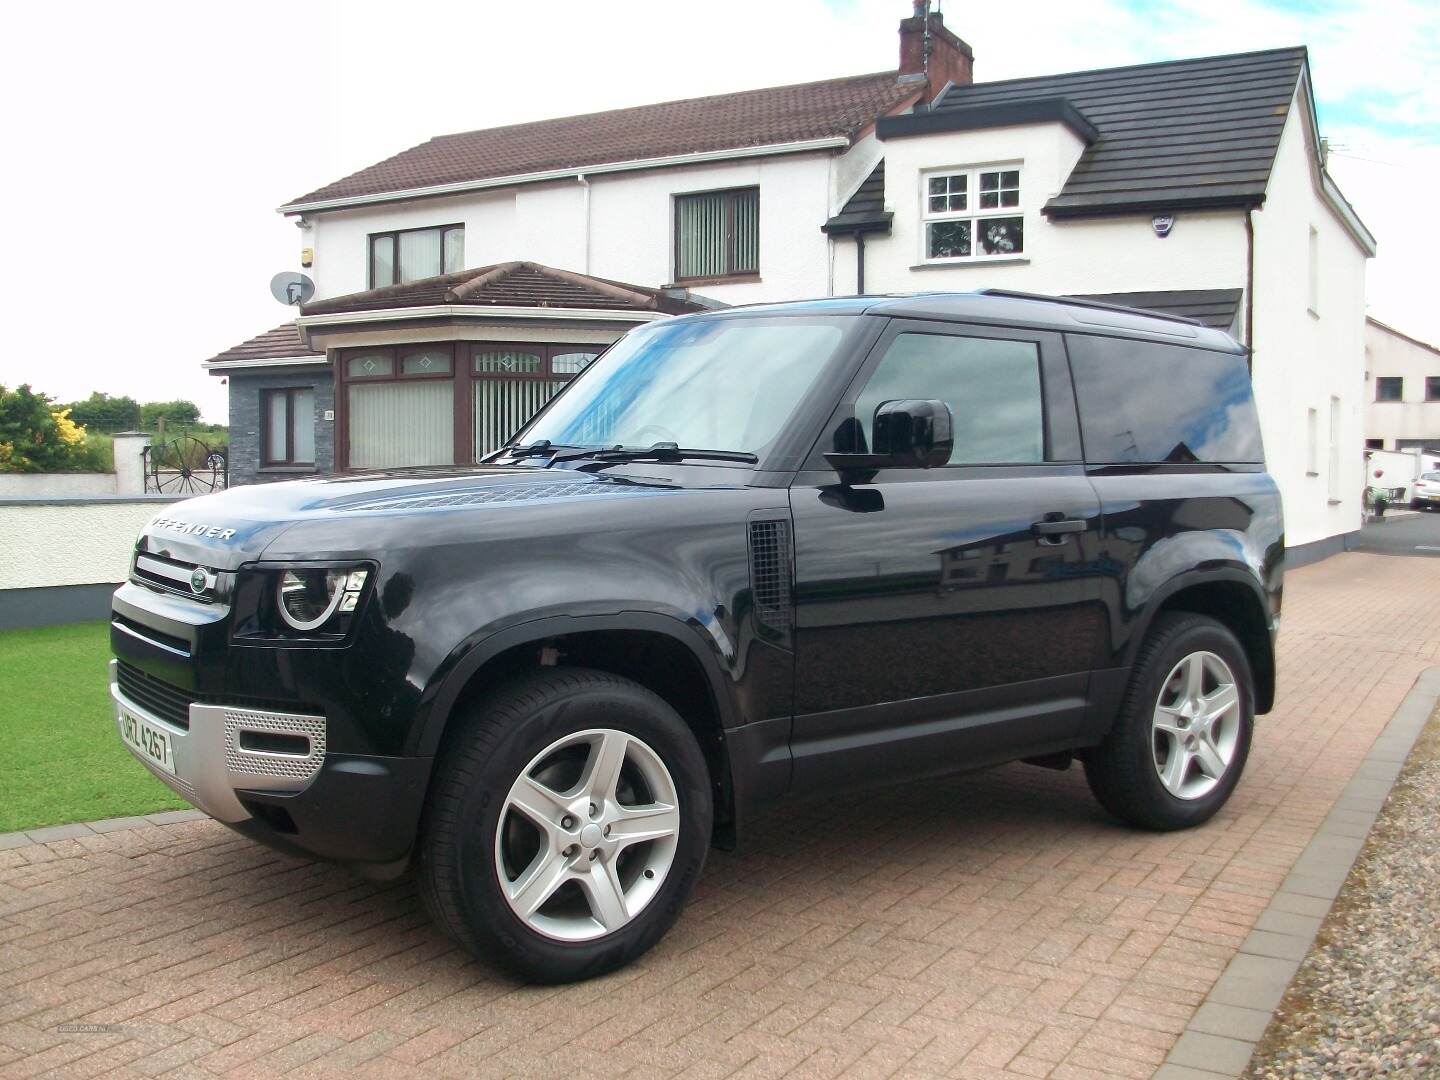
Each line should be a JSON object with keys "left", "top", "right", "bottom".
{"left": 923, "top": 46, "right": 1307, "bottom": 217}
{"left": 1071, "top": 289, "right": 1244, "bottom": 332}
{"left": 694, "top": 290, "right": 1246, "bottom": 353}
{"left": 823, "top": 162, "right": 892, "bottom": 235}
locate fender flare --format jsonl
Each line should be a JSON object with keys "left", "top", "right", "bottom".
{"left": 1123, "top": 566, "right": 1276, "bottom": 711}
{"left": 407, "top": 609, "right": 741, "bottom": 760}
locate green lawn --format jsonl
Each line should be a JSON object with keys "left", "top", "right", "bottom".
{"left": 0, "top": 622, "right": 185, "bottom": 832}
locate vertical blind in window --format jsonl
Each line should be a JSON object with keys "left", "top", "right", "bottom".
{"left": 474, "top": 379, "right": 566, "bottom": 459}
{"left": 348, "top": 382, "right": 453, "bottom": 468}
{"left": 265, "top": 392, "right": 289, "bottom": 464}
{"left": 291, "top": 389, "right": 315, "bottom": 463}
{"left": 675, "top": 188, "right": 758, "bottom": 280}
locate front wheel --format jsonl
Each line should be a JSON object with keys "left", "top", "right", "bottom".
{"left": 1084, "top": 613, "right": 1254, "bottom": 830}
{"left": 418, "top": 669, "right": 712, "bottom": 982}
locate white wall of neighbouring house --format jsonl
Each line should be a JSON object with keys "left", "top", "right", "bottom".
{"left": 302, "top": 151, "right": 839, "bottom": 306}
{"left": 849, "top": 122, "right": 1250, "bottom": 298}
{"left": 1364, "top": 320, "right": 1440, "bottom": 450}
{"left": 1249, "top": 90, "right": 1371, "bottom": 549}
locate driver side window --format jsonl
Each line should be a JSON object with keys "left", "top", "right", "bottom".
{"left": 853, "top": 332, "right": 1045, "bottom": 465}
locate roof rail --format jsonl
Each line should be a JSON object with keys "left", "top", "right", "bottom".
{"left": 975, "top": 288, "right": 1204, "bottom": 328}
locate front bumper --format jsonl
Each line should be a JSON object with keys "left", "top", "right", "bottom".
{"left": 110, "top": 659, "right": 431, "bottom": 871}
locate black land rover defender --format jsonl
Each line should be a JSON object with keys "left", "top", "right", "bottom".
{"left": 111, "top": 290, "right": 1282, "bottom": 982}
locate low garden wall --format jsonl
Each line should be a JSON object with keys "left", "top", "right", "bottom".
{"left": 0, "top": 472, "right": 120, "bottom": 496}
{"left": 0, "top": 495, "right": 181, "bottom": 631}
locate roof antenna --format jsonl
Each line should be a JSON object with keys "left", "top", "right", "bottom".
{"left": 918, "top": 0, "right": 933, "bottom": 89}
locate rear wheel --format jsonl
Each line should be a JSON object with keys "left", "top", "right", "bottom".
{"left": 1084, "top": 613, "right": 1254, "bottom": 830}
{"left": 418, "top": 668, "right": 712, "bottom": 982}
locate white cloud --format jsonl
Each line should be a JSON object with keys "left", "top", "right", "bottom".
{"left": 0, "top": 0, "right": 1434, "bottom": 424}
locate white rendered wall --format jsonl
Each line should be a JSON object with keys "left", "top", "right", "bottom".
{"left": 303, "top": 152, "right": 838, "bottom": 306}
{"left": 1249, "top": 91, "right": 1370, "bottom": 548}
{"left": 0, "top": 499, "right": 179, "bottom": 589}
{"left": 849, "top": 123, "right": 1249, "bottom": 297}
{"left": 1364, "top": 320, "right": 1440, "bottom": 449}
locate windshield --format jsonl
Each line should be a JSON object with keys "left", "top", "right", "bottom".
{"left": 514, "top": 315, "right": 852, "bottom": 458}
{"left": 1423, "top": 472, "right": 1440, "bottom": 481}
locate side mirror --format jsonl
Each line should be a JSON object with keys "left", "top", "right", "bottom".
{"left": 824, "top": 399, "right": 953, "bottom": 478}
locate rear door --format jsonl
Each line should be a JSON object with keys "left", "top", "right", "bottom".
{"left": 786, "top": 319, "right": 1107, "bottom": 792}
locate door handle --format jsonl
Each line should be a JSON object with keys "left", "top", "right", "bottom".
{"left": 1032, "top": 517, "right": 1087, "bottom": 544}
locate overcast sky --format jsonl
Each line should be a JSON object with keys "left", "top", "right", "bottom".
{"left": 1, "top": 0, "right": 1434, "bottom": 422}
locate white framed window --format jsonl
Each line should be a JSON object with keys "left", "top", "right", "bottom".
{"left": 921, "top": 165, "right": 1024, "bottom": 262}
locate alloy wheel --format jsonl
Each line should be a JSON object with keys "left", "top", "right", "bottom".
{"left": 494, "top": 728, "right": 680, "bottom": 942}
{"left": 1151, "top": 650, "right": 1242, "bottom": 800}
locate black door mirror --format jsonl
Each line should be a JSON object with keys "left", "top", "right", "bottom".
{"left": 824, "top": 399, "right": 954, "bottom": 478}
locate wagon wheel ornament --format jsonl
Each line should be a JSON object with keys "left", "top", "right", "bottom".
{"left": 149, "top": 435, "right": 226, "bottom": 494}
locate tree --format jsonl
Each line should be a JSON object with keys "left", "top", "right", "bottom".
{"left": 66, "top": 391, "right": 140, "bottom": 429}
{"left": 0, "top": 384, "right": 90, "bottom": 472}
{"left": 139, "top": 399, "right": 201, "bottom": 428}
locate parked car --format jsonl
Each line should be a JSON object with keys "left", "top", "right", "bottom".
{"left": 110, "top": 290, "right": 1282, "bottom": 982}
{"left": 1411, "top": 471, "right": 1440, "bottom": 510}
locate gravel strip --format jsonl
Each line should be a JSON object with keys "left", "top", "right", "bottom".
{"left": 1246, "top": 702, "right": 1440, "bottom": 1078}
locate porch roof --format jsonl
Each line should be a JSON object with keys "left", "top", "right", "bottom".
{"left": 202, "top": 322, "right": 323, "bottom": 370}
{"left": 300, "top": 261, "right": 718, "bottom": 318}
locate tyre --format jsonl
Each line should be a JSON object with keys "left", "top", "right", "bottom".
{"left": 1084, "top": 613, "right": 1254, "bottom": 831}
{"left": 418, "top": 668, "right": 712, "bottom": 982}
{"left": 1412, "top": 500, "right": 1422, "bottom": 510}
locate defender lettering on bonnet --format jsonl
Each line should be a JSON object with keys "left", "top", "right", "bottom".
{"left": 149, "top": 517, "right": 236, "bottom": 541}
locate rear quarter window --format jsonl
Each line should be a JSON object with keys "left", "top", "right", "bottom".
{"left": 1067, "top": 335, "right": 1263, "bottom": 465}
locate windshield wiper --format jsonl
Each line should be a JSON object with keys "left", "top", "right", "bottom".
{"left": 491, "top": 439, "right": 580, "bottom": 462}
{"left": 545, "top": 442, "right": 758, "bottom": 467}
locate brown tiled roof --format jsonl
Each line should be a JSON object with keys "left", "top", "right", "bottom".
{"left": 301, "top": 261, "right": 717, "bottom": 317}
{"left": 283, "top": 72, "right": 919, "bottom": 209}
{"left": 204, "top": 323, "right": 322, "bottom": 366}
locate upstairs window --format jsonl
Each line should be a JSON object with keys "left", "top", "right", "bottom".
{"left": 369, "top": 224, "right": 464, "bottom": 287}
{"left": 674, "top": 187, "right": 759, "bottom": 283}
{"left": 1375, "top": 377, "right": 1403, "bottom": 402}
{"left": 922, "top": 167, "right": 1023, "bottom": 261}
{"left": 1427, "top": 376, "right": 1440, "bottom": 402}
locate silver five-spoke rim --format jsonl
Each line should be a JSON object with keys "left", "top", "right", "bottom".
{"left": 1152, "top": 650, "right": 1241, "bottom": 800}
{"left": 495, "top": 728, "right": 680, "bottom": 942}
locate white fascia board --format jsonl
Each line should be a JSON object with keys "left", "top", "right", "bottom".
{"left": 277, "top": 138, "right": 851, "bottom": 215}
{"left": 202, "top": 355, "right": 326, "bottom": 372}
{"left": 294, "top": 305, "right": 673, "bottom": 328}
{"left": 1294, "top": 71, "right": 1377, "bottom": 257}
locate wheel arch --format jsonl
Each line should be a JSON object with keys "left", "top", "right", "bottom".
{"left": 1129, "top": 571, "right": 1276, "bottom": 714}
{"left": 412, "top": 612, "right": 743, "bottom": 836}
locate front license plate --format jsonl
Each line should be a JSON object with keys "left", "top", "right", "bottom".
{"left": 119, "top": 707, "right": 176, "bottom": 776}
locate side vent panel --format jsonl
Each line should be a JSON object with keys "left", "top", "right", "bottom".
{"left": 747, "top": 518, "right": 794, "bottom": 647}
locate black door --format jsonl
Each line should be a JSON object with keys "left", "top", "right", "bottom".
{"left": 787, "top": 320, "right": 1107, "bottom": 792}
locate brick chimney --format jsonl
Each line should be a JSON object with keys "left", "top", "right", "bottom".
{"left": 899, "top": 0, "right": 973, "bottom": 103}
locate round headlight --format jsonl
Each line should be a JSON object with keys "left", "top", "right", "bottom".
{"left": 277, "top": 569, "right": 347, "bottom": 631}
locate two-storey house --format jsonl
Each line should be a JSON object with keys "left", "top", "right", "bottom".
{"left": 205, "top": 1, "right": 1374, "bottom": 563}
{"left": 1364, "top": 317, "right": 1440, "bottom": 454}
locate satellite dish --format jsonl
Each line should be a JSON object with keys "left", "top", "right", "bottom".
{"left": 270, "top": 271, "right": 316, "bottom": 306}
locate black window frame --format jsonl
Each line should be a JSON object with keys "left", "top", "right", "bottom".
{"left": 672, "top": 186, "right": 760, "bottom": 285}
{"left": 368, "top": 224, "right": 464, "bottom": 288}
{"left": 802, "top": 319, "right": 1083, "bottom": 474}
{"left": 1375, "top": 376, "right": 1404, "bottom": 402}
{"left": 260, "top": 387, "right": 315, "bottom": 468}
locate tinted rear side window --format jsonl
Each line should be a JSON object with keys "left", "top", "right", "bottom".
{"left": 1067, "top": 336, "right": 1263, "bottom": 465}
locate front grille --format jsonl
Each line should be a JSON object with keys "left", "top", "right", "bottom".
{"left": 115, "top": 661, "right": 323, "bottom": 734}
{"left": 132, "top": 553, "right": 224, "bottom": 603}
{"left": 116, "top": 661, "right": 192, "bottom": 730}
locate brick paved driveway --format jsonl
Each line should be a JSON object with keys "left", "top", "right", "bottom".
{"left": 3, "top": 552, "right": 1438, "bottom": 1080}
